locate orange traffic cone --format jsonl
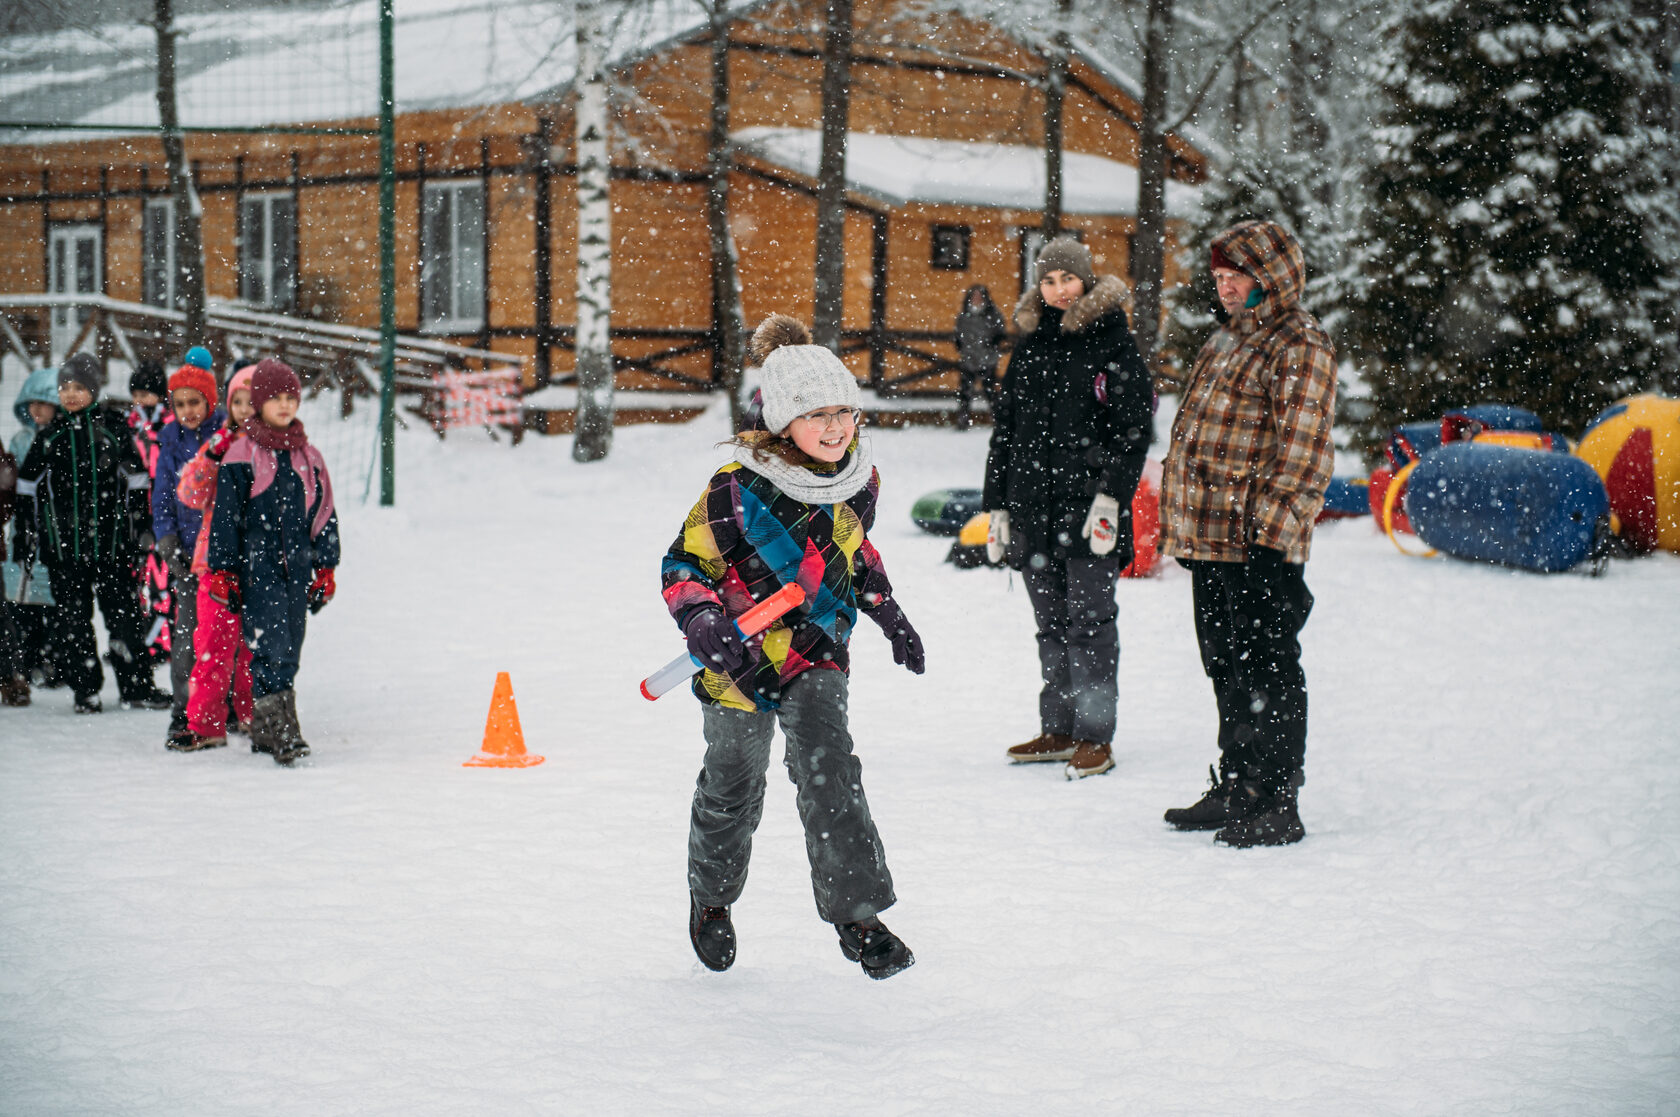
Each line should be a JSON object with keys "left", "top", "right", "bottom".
{"left": 463, "top": 672, "right": 545, "bottom": 768}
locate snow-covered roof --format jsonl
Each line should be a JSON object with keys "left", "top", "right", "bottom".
{"left": 0, "top": 0, "right": 764, "bottom": 141}
{"left": 732, "top": 127, "right": 1202, "bottom": 217}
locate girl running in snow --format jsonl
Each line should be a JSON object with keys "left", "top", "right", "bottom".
{"left": 173, "top": 364, "right": 257, "bottom": 752}
{"left": 662, "top": 314, "right": 924, "bottom": 980}
{"left": 205, "top": 359, "right": 338, "bottom": 765}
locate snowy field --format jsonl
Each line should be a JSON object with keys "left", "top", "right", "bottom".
{"left": 3, "top": 403, "right": 1678, "bottom": 1116}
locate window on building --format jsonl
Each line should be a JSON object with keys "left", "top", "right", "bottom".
{"left": 930, "top": 224, "right": 971, "bottom": 270}
{"left": 240, "top": 192, "right": 296, "bottom": 312}
{"left": 421, "top": 181, "right": 485, "bottom": 332}
{"left": 142, "top": 197, "right": 176, "bottom": 310}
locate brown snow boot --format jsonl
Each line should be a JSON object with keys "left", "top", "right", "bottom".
{"left": 266, "top": 689, "right": 308, "bottom": 766}
{"left": 1064, "top": 740, "right": 1114, "bottom": 779}
{"left": 1006, "top": 732, "right": 1077, "bottom": 764}
{"left": 1, "top": 674, "right": 30, "bottom": 707}
{"left": 251, "top": 694, "right": 290, "bottom": 764}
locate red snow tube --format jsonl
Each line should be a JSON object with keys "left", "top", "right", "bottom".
{"left": 1121, "top": 460, "right": 1161, "bottom": 578}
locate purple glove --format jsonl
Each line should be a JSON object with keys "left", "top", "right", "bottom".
{"left": 683, "top": 608, "right": 749, "bottom": 675}
{"left": 865, "top": 598, "right": 925, "bottom": 675}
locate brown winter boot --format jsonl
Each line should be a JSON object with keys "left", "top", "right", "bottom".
{"left": 251, "top": 693, "right": 288, "bottom": 763}
{"left": 269, "top": 689, "right": 308, "bottom": 766}
{"left": 1, "top": 674, "right": 30, "bottom": 707}
{"left": 1064, "top": 740, "right": 1114, "bottom": 780}
{"left": 1006, "top": 732, "right": 1077, "bottom": 764}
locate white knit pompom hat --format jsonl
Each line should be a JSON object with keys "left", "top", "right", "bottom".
{"left": 751, "top": 314, "right": 862, "bottom": 434}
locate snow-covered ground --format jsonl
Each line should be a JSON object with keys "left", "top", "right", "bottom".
{"left": 3, "top": 404, "right": 1678, "bottom": 1115}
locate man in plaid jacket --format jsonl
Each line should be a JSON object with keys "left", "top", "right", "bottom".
{"left": 1158, "top": 220, "right": 1336, "bottom": 847}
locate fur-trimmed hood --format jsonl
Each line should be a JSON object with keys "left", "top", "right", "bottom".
{"left": 1013, "top": 274, "right": 1131, "bottom": 336}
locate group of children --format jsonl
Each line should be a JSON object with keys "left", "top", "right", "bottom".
{"left": 1, "top": 349, "right": 339, "bottom": 765}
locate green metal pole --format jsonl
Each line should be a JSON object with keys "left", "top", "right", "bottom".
{"left": 378, "top": 0, "right": 397, "bottom": 506}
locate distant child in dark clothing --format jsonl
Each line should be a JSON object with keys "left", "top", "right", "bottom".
{"left": 7, "top": 365, "right": 60, "bottom": 690}
{"left": 127, "top": 357, "right": 177, "bottom": 665}
{"left": 206, "top": 359, "right": 339, "bottom": 765}
{"left": 152, "top": 359, "right": 226, "bottom": 748}
{"left": 15, "top": 353, "right": 170, "bottom": 714}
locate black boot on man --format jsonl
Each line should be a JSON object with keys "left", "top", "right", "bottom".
{"left": 689, "top": 895, "right": 736, "bottom": 972}
{"left": 1214, "top": 781, "right": 1305, "bottom": 848}
{"left": 836, "top": 917, "right": 914, "bottom": 980}
{"left": 1164, "top": 765, "right": 1254, "bottom": 830}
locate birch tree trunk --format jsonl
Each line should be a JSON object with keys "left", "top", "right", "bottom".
{"left": 153, "top": 0, "right": 207, "bottom": 348}
{"left": 1130, "top": 0, "right": 1174, "bottom": 365}
{"left": 811, "top": 0, "right": 853, "bottom": 353}
{"left": 572, "top": 0, "right": 614, "bottom": 462}
{"left": 705, "top": 0, "right": 749, "bottom": 430}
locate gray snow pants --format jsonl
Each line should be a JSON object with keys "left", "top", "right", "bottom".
{"left": 169, "top": 572, "right": 197, "bottom": 719}
{"left": 1023, "top": 553, "right": 1120, "bottom": 745}
{"left": 688, "top": 669, "right": 896, "bottom": 925}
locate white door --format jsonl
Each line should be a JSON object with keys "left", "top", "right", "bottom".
{"left": 49, "top": 223, "right": 102, "bottom": 362}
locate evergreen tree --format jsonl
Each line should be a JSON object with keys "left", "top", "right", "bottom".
{"left": 1345, "top": 0, "right": 1680, "bottom": 450}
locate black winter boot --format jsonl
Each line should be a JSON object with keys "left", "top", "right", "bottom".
{"left": 1164, "top": 765, "right": 1254, "bottom": 831}
{"left": 689, "top": 895, "right": 736, "bottom": 972}
{"left": 1214, "top": 783, "right": 1305, "bottom": 848}
{"left": 836, "top": 917, "right": 914, "bottom": 980}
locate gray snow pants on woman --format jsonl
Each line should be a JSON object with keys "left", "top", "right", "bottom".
{"left": 688, "top": 669, "right": 896, "bottom": 925}
{"left": 1023, "top": 553, "right": 1121, "bottom": 745}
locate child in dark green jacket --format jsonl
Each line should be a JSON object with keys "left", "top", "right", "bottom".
{"left": 15, "top": 354, "right": 169, "bottom": 714}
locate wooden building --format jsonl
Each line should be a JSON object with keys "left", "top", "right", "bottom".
{"left": 0, "top": 0, "right": 1209, "bottom": 414}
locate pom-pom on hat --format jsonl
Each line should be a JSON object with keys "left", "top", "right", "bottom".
{"left": 183, "top": 345, "right": 214, "bottom": 371}
{"left": 169, "top": 363, "right": 218, "bottom": 408}
{"left": 1034, "top": 235, "right": 1096, "bottom": 290}
{"left": 750, "top": 314, "right": 861, "bottom": 435}
{"left": 129, "top": 359, "right": 169, "bottom": 399}
{"left": 249, "top": 357, "right": 302, "bottom": 414}
{"left": 57, "top": 352, "right": 102, "bottom": 397}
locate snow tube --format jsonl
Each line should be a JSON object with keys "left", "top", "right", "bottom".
{"left": 1575, "top": 394, "right": 1680, "bottom": 554}
{"left": 1120, "top": 460, "right": 1161, "bottom": 578}
{"left": 911, "top": 488, "right": 984, "bottom": 535}
{"left": 1318, "top": 476, "right": 1370, "bottom": 521}
{"left": 1388, "top": 405, "right": 1547, "bottom": 466}
{"left": 1369, "top": 466, "right": 1414, "bottom": 534}
{"left": 1405, "top": 443, "right": 1609, "bottom": 572}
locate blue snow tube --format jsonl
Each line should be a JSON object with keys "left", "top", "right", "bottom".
{"left": 1405, "top": 443, "right": 1609, "bottom": 573}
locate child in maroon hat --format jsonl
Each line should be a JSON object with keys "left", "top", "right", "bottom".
{"left": 205, "top": 359, "right": 339, "bottom": 764}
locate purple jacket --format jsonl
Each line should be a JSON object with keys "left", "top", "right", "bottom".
{"left": 151, "top": 408, "right": 225, "bottom": 550}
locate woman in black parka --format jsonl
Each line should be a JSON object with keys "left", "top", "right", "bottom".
{"left": 982, "top": 236, "right": 1154, "bottom": 779}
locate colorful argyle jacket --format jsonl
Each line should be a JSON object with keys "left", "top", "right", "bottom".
{"left": 661, "top": 459, "right": 894, "bottom": 712}
{"left": 1160, "top": 220, "right": 1337, "bottom": 564}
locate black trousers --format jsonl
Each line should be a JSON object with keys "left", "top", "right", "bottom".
{"left": 46, "top": 561, "right": 151, "bottom": 702}
{"left": 1187, "top": 558, "right": 1313, "bottom": 791}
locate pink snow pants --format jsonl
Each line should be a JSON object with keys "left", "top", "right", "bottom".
{"left": 185, "top": 582, "right": 254, "bottom": 737}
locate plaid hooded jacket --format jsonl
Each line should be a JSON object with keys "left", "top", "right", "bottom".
{"left": 662, "top": 452, "right": 895, "bottom": 713}
{"left": 1159, "top": 221, "right": 1337, "bottom": 564}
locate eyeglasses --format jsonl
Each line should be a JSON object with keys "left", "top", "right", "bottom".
{"left": 793, "top": 407, "right": 862, "bottom": 430}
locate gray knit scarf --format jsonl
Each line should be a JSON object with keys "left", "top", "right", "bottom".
{"left": 732, "top": 435, "right": 874, "bottom": 504}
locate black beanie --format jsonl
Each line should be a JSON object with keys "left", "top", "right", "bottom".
{"left": 129, "top": 359, "right": 168, "bottom": 399}
{"left": 58, "top": 353, "right": 102, "bottom": 397}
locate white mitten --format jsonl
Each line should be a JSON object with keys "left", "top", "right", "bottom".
{"left": 985, "top": 510, "right": 1010, "bottom": 564}
{"left": 1082, "top": 493, "right": 1121, "bottom": 556}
